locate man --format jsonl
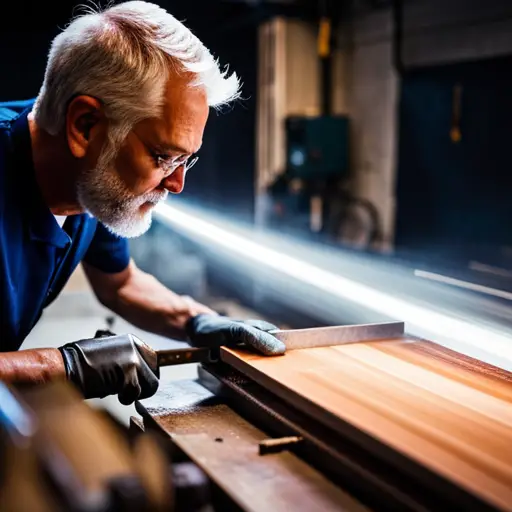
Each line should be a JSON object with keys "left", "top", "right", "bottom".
{"left": 0, "top": 1, "right": 285, "bottom": 405}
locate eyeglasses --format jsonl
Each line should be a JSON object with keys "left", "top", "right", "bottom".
{"left": 132, "top": 129, "right": 199, "bottom": 177}
{"left": 155, "top": 154, "right": 199, "bottom": 176}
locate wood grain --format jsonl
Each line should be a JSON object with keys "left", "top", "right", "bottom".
{"left": 222, "top": 338, "right": 512, "bottom": 511}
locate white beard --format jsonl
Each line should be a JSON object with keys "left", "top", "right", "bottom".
{"left": 76, "top": 142, "right": 168, "bottom": 238}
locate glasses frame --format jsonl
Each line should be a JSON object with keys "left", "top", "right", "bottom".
{"left": 132, "top": 129, "right": 199, "bottom": 177}
{"left": 156, "top": 155, "right": 199, "bottom": 176}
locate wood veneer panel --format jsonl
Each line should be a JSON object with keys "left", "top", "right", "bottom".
{"left": 221, "top": 338, "right": 512, "bottom": 510}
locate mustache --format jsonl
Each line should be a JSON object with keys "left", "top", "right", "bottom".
{"left": 137, "top": 189, "right": 168, "bottom": 205}
{"left": 104, "top": 188, "right": 168, "bottom": 216}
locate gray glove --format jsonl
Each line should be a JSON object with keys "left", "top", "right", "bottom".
{"left": 186, "top": 314, "right": 286, "bottom": 356}
{"left": 59, "top": 334, "right": 159, "bottom": 405}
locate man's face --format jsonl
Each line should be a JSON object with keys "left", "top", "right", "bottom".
{"left": 77, "top": 79, "right": 209, "bottom": 238}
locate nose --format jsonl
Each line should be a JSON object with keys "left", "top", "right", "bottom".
{"left": 161, "top": 166, "right": 185, "bottom": 194}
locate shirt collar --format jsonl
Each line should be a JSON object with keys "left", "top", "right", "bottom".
{"left": 10, "top": 107, "right": 71, "bottom": 249}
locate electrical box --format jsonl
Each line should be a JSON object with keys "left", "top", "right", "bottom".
{"left": 285, "top": 116, "right": 349, "bottom": 180}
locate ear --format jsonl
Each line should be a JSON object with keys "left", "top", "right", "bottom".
{"left": 66, "top": 95, "right": 106, "bottom": 159}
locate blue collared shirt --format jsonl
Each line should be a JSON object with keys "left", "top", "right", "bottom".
{"left": 0, "top": 99, "right": 130, "bottom": 351}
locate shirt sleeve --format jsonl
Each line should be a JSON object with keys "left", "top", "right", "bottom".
{"left": 83, "top": 222, "right": 130, "bottom": 273}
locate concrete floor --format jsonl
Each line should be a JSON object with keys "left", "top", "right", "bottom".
{"left": 21, "top": 265, "right": 268, "bottom": 425}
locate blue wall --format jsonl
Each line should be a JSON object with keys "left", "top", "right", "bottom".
{"left": 395, "top": 55, "right": 512, "bottom": 261}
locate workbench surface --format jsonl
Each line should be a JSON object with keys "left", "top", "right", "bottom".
{"left": 137, "top": 378, "right": 368, "bottom": 512}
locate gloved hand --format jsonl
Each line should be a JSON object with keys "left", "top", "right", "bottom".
{"left": 186, "top": 314, "right": 286, "bottom": 356}
{"left": 59, "top": 334, "right": 159, "bottom": 405}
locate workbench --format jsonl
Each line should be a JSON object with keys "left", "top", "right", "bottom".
{"left": 136, "top": 376, "right": 363, "bottom": 511}
{"left": 136, "top": 341, "right": 511, "bottom": 512}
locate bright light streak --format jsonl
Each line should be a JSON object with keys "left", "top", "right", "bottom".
{"left": 154, "top": 202, "right": 512, "bottom": 370}
{"left": 469, "top": 261, "right": 512, "bottom": 279}
{"left": 415, "top": 270, "right": 512, "bottom": 301}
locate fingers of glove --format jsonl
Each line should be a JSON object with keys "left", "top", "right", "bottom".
{"left": 228, "top": 324, "right": 286, "bottom": 356}
{"left": 240, "top": 319, "right": 279, "bottom": 332}
{"left": 187, "top": 314, "right": 284, "bottom": 354}
{"left": 187, "top": 314, "right": 230, "bottom": 334}
{"left": 137, "top": 362, "right": 160, "bottom": 401}
{"left": 117, "top": 337, "right": 156, "bottom": 405}
{"left": 189, "top": 314, "right": 278, "bottom": 336}
{"left": 186, "top": 314, "right": 233, "bottom": 348}
{"left": 118, "top": 366, "right": 142, "bottom": 406}
{"left": 117, "top": 361, "right": 159, "bottom": 405}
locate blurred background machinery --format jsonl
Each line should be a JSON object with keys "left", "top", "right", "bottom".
{"left": 0, "top": 381, "right": 210, "bottom": 512}
{"left": 265, "top": 114, "right": 381, "bottom": 247}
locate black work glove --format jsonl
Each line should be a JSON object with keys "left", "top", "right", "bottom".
{"left": 186, "top": 314, "right": 286, "bottom": 356}
{"left": 59, "top": 334, "right": 159, "bottom": 405}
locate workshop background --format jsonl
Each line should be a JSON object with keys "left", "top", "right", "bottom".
{"left": 3, "top": 0, "right": 512, "bottom": 421}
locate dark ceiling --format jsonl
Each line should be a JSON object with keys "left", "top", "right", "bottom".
{"left": 7, "top": 0, "right": 345, "bottom": 33}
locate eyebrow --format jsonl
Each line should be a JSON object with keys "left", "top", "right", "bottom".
{"left": 156, "top": 141, "right": 202, "bottom": 155}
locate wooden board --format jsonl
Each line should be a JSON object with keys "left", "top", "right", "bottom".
{"left": 221, "top": 338, "right": 512, "bottom": 511}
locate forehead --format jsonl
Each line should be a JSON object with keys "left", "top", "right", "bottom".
{"left": 137, "top": 77, "right": 209, "bottom": 154}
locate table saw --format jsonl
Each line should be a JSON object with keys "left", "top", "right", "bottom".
{"left": 134, "top": 321, "right": 512, "bottom": 512}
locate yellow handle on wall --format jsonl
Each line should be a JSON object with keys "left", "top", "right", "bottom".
{"left": 318, "top": 17, "right": 331, "bottom": 58}
{"left": 450, "top": 83, "right": 463, "bottom": 143}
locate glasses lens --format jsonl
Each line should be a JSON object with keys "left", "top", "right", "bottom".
{"left": 185, "top": 157, "right": 199, "bottom": 172}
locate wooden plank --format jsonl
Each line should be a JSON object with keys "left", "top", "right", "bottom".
{"left": 174, "top": 434, "right": 369, "bottom": 512}
{"left": 138, "top": 380, "right": 368, "bottom": 512}
{"left": 221, "top": 338, "right": 512, "bottom": 511}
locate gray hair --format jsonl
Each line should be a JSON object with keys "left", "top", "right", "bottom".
{"left": 33, "top": 1, "right": 241, "bottom": 145}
